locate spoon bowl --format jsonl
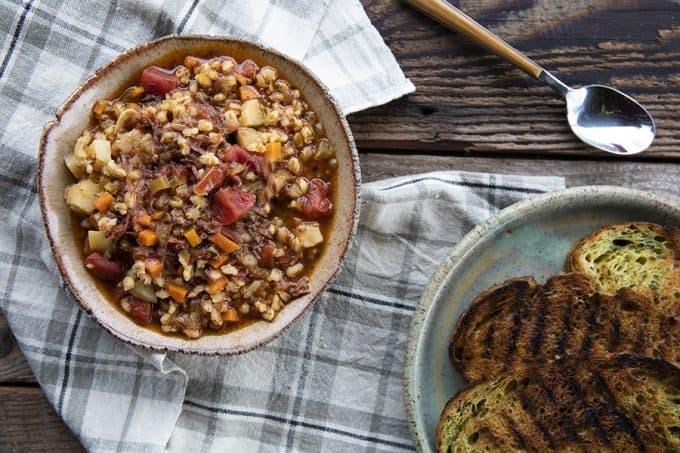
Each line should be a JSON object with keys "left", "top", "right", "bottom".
{"left": 565, "top": 85, "right": 656, "bottom": 155}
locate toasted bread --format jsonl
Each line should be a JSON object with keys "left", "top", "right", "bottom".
{"left": 448, "top": 276, "right": 539, "bottom": 383}
{"left": 450, "top": 273, "right": 679, "bottom": 382}
{"left": 566, "top": 222, "right": 680, "bottom": 316}
{"left": 436, "top": 354, "right": 680, "bottom": 452}
{"left": 450, "top": 273, "right": 592, "bottom": 382}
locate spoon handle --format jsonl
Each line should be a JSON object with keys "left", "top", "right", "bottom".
{"left": 404, "top": 0, "right": 543, "bottom": 79}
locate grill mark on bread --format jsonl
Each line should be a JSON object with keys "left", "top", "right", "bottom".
{"left": 530, "top": 293, "right": 548, "bottom": 357}
{"left": 580, "top": 294, "right": 600, "bottom": 357}
{"left": 555, "top": 295, "right": 574, "bottom": 358}
{"left": 437, "top": 354, "right": 680, "bottom": 452}
{"left": 517, "top": 386, "right": 557, "bottom": 449}
{"left": 483, "top": 322, "right": 495, "bottom": 355}
{"left": 504, "top": 298, "right": 530, "bottom": 371}
{"left": 449, "top": 277, "right": 539, "bottom": 381}
{"left": 563, "top": 369, "right": 611, "bottom": 446}
{"left": 501, "top": 412, "right": 528, "bottom": 450}
{"left": 451, "top": 271, "right": 679, "bottom": 387}
{"left": 588, "top": 371, "right": 646, "bottom": 450}
{"left": 633, "top": 327, "right": 647, "bottom": 355}
{"left": 506, "top": 281, "right": 533, "bottom": 358}
{"left": 504, "top": 303, "right": 523, "bottom": 367}
{"left": 536, "top": 376, "right": 585, "bottom": 444}
{"left": 609, "top": 314, "right": 621, "bottom": 352}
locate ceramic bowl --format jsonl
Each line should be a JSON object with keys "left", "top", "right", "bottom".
{"left": 404, "top": 186, "right": 680, "bottom": 452}
{"left": 38, "top": 35, "right": 361, "bottom": 354}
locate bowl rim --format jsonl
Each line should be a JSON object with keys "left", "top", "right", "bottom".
{"left": 38, "top": 34, "right": 361, "bottom": 355}
{"left": 402, "top": 185, "right": 680, "bottom": 452}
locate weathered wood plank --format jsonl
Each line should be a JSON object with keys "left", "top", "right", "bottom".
{"left": 353, "top": 0, "right": 680, "bottom": 158}
{"left": 360, "top": 153, "right": 680, "bottom": 202}
{"left": 0, "top": 386, "right": 83, "bottom": 452}
{"left": 0, "top": 312, "right": 35, "bottom": 383}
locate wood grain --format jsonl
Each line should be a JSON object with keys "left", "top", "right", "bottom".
{"left": 352, "top": 0, "right": 680, "bottom": 158}
{"left": 402, "top": 0, "right": 544, "bottom": 78}
{"left": 0, "top": 312, "right": 34, "bottom": 383}
{"left": 0, "top": 387, "right": 83, "bottom": 452}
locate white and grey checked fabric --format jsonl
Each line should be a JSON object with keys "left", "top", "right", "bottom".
{"left": 0, "top": 1, "right": 567, "bottom": 451}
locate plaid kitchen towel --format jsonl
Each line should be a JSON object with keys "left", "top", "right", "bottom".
{"left": 3, "top": 167, "right": 566, "bottom": 451}
{"left": 0, "top": 0, "right": 567, "bottom": 452}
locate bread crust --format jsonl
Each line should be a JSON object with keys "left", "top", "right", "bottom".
{"left": 566, "top": 222, "right": 680, "bottom": 317}
{"left": 450, "top": 273, "right": 679, "bottom": 381}
{"left": 436, "top": 354, "right": 680, "bottom": 453}
{"left": 449, "top": 276, "right": 538, "bottom": 382}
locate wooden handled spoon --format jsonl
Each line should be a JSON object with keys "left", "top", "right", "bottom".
{"left": 405, "top": 0, "right": 656, "bottom": 155}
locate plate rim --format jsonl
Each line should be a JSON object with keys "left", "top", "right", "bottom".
{"left": 403, "top": 185, "right": 680, "bottom": 452}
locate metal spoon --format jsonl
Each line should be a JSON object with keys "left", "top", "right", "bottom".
{"left": 404, "top": 0, "right": 656, "bottom": 155}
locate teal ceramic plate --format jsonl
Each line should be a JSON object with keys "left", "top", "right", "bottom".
{"left": 404, "top": 186, "right": 680, "bottom": 452}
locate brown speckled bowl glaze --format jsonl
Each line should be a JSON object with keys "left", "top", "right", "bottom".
{"left": 38, "top": 36, "right": 361, "bottom": 354}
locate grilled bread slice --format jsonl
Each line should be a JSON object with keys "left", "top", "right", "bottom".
{"left": 436, "top": 354, "right": 680, "bottom": 452}
{"left": 450, "top": 273, "right": 679, "bottom": 382}
{"left": 566, "top": 222, "right": 680, "bottom": 316}
{"left": 447, "top": 276, "right": 539, "bottom": 383}
{"left": 450, "top": 273, "right": 593, "bottom": 382}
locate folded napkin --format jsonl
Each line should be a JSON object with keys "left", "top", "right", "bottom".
{"left": 0, "top": 1, "right": 567, "bottom": 451}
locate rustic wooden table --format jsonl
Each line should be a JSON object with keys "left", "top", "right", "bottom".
{"left": 2, "top": 1, "right": 679, "bottom": 450}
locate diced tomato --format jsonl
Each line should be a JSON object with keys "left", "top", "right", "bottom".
{"left": 128, "top": 296, "right": 152, "bottom": 325}
{"left": 85, "top": 252, "right": 123, "bottom": 281}
{"left": 237, "top": 59, "right": 259, "bottom": 78}
{"left": 223, "top": 145, "right": 263, "bottom": 175}
{"left": 140, "top": 66, "right": 178, "bottom": 96}
{"left": 259, "top": 242, "right": 274, "bottom": 268}
{"left": 194, "top": 164, "right": 229, "bottom": 195}
{"left": 300, "top": 179, "right": 333, "bottom": 220}
{"left": 212, "top": 187, "right": 255, "bottom": 225}
{"left": 112, "top": 284, "right": 127, "bottom": 302}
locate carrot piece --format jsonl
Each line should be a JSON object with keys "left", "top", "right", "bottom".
{"left": 222, "top": 307, "right": 240, "bottom": 322}
{"left": 184, "top": 56, "right": 201, "bottom": 69}
{"left": 137, "top": 229, "right": 158, "bottom": 247}
{"left": 239, "top": 85, "right": 260, "bottom": 101}
{"left": 144, "top": 258, "right": 164, "bottom": 278}
{"left": 209, "top": 233, "right": 241, "bottom": 254}
{"left": 94, "top": 192, "right": 115, "bottom": 214}
{"left": 137, "top": 213, "right": 153, "bottom": 228}
{"left": 92, "top": 100, "right": 108, "bottom": 117}
{"left": 129, "top": 86, "right": 145, "bottom": 97}
{"left": 264, "top": 142, "right": 281, "bottom": 162}
{"left": 184, "top": 228, "right": 202, "bottom": 247}
{"left": 210, "top": 255, "right": 228, "bottom": 269}
{"left": 166, "top": 282, "right": 188, "bottom": 303}
{"left": 151, "top": 210, "right": 165, "bottom": 220}
{"left": 207, "top": 277, "right": 228, "bottom": 294}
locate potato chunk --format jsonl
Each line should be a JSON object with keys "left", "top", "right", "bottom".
{"left": 64, "top": 153, "right": 86, "bottom": 179}
{"left": 295, "top": 222, "right": 323, "bottom": 248}
{"left": 91, "top": 139, "right": 111, "bottom": 170}
{"left": 65, "top": 179, "right": 100, "bottom": 215}
{"left": 239, "top": 99, "right": 264, "bottom": 127}
{"left": 236, "top": 127, "right": 262, "bottom": 149}
{"left": 88, "top": 230, "right": 113, "bottom": 253}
